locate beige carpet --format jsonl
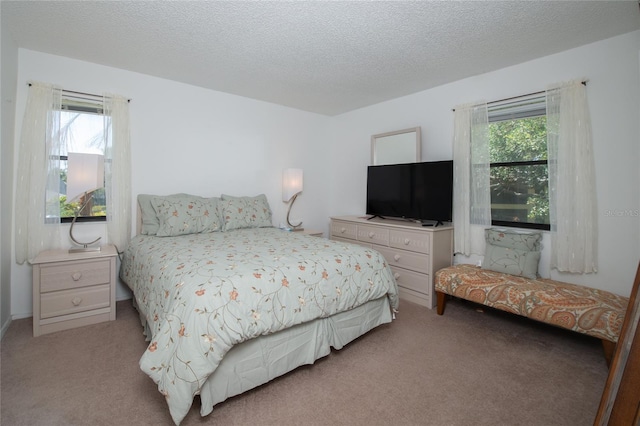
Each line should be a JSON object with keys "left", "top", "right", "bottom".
{"left": 1, "top": 297, "right": 608, "bottom": 426}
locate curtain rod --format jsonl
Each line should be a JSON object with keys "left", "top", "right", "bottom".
{"left": 452, "top": 80, "right": 587, "bottom": 112}
{"left": 27, "top": 83, "right": 131, "bottom": 103}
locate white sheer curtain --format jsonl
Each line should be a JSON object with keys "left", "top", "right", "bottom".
{"left": 103, "top": 94, "right": 132, "bottom": 252}
{"left": 15, "top": 82, "right": 63, "bottom": 264}
{"left": 452, "top": 102, "right": 491, "bottom": 256}
{"left": 547, "top": 80, "right": 598, "bottom": 273}
{"left": 15, "top": 83, "right": 132, "bottom": 264}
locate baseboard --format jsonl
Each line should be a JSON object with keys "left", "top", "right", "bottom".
{"left": 0, "top": 316, "right": 12, "bottom": 341}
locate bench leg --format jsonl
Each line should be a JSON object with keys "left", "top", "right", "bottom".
{"left": 602, "top": 340, "right": 616, "bottom": 368}
{"left": 436, "top": 291, "right": 446, "bottom": 315}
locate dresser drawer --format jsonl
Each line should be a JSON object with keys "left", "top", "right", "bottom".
{"left": 389, "top": 229, "right": 430, "bottom": 254}
{"left": 376, "top": 246, "right": 430, "bottom": 274}
{"left": 357, "top": 225, "right": 389, "bottom": 246}
{"left": 40, "top": 284, "right": 111, "bottom": 319}
{"left": 390, "top": 266, "right": 430, "bottom": 295}
{"left": 331, "top": 221, "right": 358, "bottom": 241}
{"left": 39, "top": 259, "right": 112, "bottom": 293}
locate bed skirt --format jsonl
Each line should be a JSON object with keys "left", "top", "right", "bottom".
{"left": 132, "top": 296, "right": 393, "bottom": 418}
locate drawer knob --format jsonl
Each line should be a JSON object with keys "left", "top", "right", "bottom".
{"left": 394, "top": 254, "right": 401, "bottom": 261}
{"left": 404, "top": 238, "right": 410, "bottom": 245}
{"left": 393, "top": 273, "right": 400, "bottom": 280}
{"left": 71, "top": 297, "right": 83, "bottom": 306}
{"left": 71, "top": 272, "right": 82, "bottom": 281}
{"left": 368, "top": 232, "right": 375, "bottom": 238}
{"left": 340, "top": 227, "right": 346, "bottom": 233}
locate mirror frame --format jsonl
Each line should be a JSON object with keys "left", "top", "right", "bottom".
{"left": 371, "top": 127, "right": 421, "bottom": 165}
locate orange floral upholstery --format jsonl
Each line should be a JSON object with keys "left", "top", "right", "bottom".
{"left": 435, "top": 264, "right": 628, "bottom": 342}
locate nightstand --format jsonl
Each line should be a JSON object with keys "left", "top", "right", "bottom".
{"left": 300, "top": 229, "right": 323, "bottom": 237}
{"left": 32, "top": 245, "right": 118, "bottom": 336}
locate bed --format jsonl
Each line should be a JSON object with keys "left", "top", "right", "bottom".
{"left": 119, "top": 193, "right": 399, "bottom": 424}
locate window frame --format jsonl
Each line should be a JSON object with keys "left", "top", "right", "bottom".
{"left": 55, "top": 99, "right": 107, "bottom": 224}
{"left": 487, "top": 95, "right": 550, "bottom": 231}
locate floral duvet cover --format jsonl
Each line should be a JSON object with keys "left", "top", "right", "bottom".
{"left": 120, "top": 227, "right": 398, "bottom": 424}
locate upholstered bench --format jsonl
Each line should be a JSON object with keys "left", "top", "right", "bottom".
{"left": 435, "top": 264, "right": 629, "bottom": 365}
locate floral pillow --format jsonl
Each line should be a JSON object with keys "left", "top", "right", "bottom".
{"left": 485, "top": 228, "right": 542, "bottom": 251}
{"left": 151, "top": 196, "right": 221, "bottom": 237}
{"left": 220, "top": 194, "right": 272, "bottom": 231}
{"left": 482, "top": 243, "right": 541, "bottom": 279}
{"left": 138, "top": 193, "right": 191, "bottom": 235}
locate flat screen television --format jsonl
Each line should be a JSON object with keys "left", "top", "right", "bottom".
{"left": 366, "top": 160, "right": 453, "bottom": 225}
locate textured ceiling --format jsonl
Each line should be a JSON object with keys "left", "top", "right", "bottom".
{"left": 2, "top": 1, "right": 639, "bottom": 115}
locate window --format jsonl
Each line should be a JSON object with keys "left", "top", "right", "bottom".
{"left": 488, "top": 94, "right": 550, "bottom": 230}
{"left": 47, "top": 96, "right": 107, "bottom": 223}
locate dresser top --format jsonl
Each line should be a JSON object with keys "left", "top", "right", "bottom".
{"left": 32, "top": 245, "right": 118, "bottom": 265}
{"left": 331, "top": 215, "right": 453, "bottom": 232}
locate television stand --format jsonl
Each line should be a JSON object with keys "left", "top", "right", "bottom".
{"left": 367, "top": 215, "right": 385, "bottom": 221}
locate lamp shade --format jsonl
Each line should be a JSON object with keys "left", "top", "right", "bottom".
{"left": 282, "top": 168, "right": 303, "bottom": 202}
{"left": 66, "top": 152, "right": 105, "bottom": 202}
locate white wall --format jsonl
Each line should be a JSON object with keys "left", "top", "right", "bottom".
{"left": 9, "top": 31, "right": 640, "bottom": 319}
{"left": 328, "top": 30, "right": 640, "bottom": 298}
{"left": 10, "top": 49, "right": 331, "bottom": 319}
{"left": 1, "top": 15, "right": 19, "bottom": 337}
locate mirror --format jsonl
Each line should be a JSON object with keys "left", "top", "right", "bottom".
{"left": 371, "top": 127, "right": 421, "bottom": 165}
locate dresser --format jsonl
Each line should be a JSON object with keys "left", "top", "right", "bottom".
{"left": 330, "top": 216, "right": 453, "bottom": 309}
{"left": 32, "top": 245, "right": 118, "bottom": 336}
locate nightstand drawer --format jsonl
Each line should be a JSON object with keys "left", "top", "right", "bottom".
{"left": 39, "top": 259, "right": 112, "bottom": 293}
{"left": 40, "top": 284, "right": 111, "bottom": 319}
